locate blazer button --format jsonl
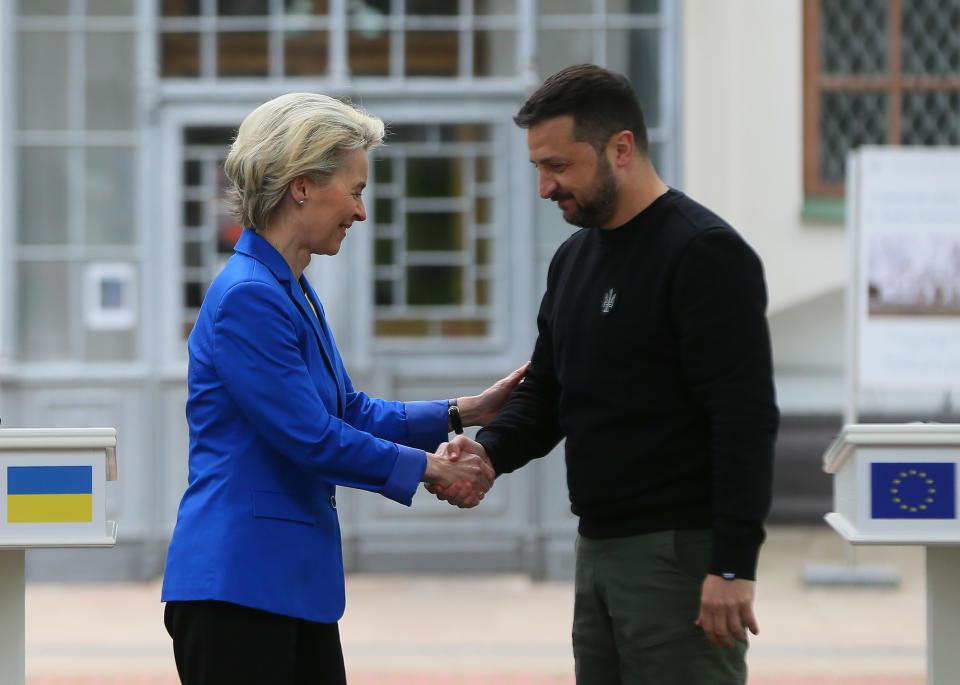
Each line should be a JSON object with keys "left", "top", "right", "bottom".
{"left": 329, "top": 495, "right": 337, "bottom": 509}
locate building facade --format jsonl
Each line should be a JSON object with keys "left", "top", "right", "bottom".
{"left": 2, "top": 0, "right": 957, "bottom": 580}
{"left": 1, "top": 0, "right": 681, "bottom": 579}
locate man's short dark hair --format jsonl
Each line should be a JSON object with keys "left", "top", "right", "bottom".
{"left": 514, "top": 64, "right": 649, "bottom": 155}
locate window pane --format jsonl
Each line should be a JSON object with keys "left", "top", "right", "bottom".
{"left": 474, "top": 30, "right": 516, "bottom": 76}
{"left": 406, "top": 32, "right": 459, "bottom": 76}
{"left": 184, "top": 282, "right": 205, "bottom": 308}
{"left": 375, "top": 239, "right": 395, "bottom": 265}
{"left": 218, "top": 32, "right": 269, "bottom": 77}
{"left": 902, "top": 91, "right": 960, "bottom": 146}
{"left": 285, "top": 31, "right": 329, "bottom": 75}
{"left": 476, "top": 278, "right": 489, "bottom": 305}
{"left": 475, "top": 197, "right": 492, "bottom": 224}
{"left": 821, "top": 0, "right": 889, "bottom": 75}
{"left": 18, "top": 32, "right": 69, "bottom": 131}
{"left": 407, "top": 266, "right": 463, "bottom": 305}
{"left": 218, "top": 0, "right": 268, "bottom": 15}
{"left": 184, "top": 200, "right": 204, "bottom": 227}
{"left": 406, "top": 158, "right": 462, "bottom": 197}
{"left": 902, "top": 0, "right": 960, "bottom": 76}
{"left": 607, "top": 29, "right": 660, "bottom": 128}
{"left": 537, "top": 30, "right": 593, "bottom": 79}
{"left": 184, "top": 127, "right": 237, "bottom": 144}
{"left": 607, "top": 0, "right": 660, "bottom": 11}
{"left": 375, "top": 320, "right": 429, "bottom": 336}
{"left": 476, "top": 156, "right": 492, "bottom": 182}
{"left": 539, "top": 0, "right": 591, "bottom": 14}
{"left": 86, "top": 147, "right": 135, "bottom": 245}
{"left": 375, "top": 197, "right": 394, "bottom": 223}
{"left": 441, "top": 320, "right": 488, "bottom": 337}
{"left": 18, "top": 147, "right": 69, "bottom": 245}
{"left": 285, "top": 0, "right": 329, "bottom": 13}
{"left": 184, "top": 159, "right": 202, "bottom": 186}
{"left": 161, "top": 0, "right": 200, "bottom": 15}
{"left": 474, "top": 0, "right": 516, "bottom": 14}
{"left": 389, "top": 124, "right": 429, "bottom": 142}
{"left": 476, "top": 237, "right": 491, "bottom": 264}
{"left": 18, "top": 261, "right": 70, "bottom": 361}
{"left": 373, "top": 156, "right": 394, "bottom": 182}
{"left": 439, "top": 123, "right": 491, "bottom": 142}
{"left": 349, "top": 32, "right": 390, "bottom": 76}
{"left": 375, "top": 280, "right": 394, "bottom": 305}
{"left": 820, "top": 91, "right": 889, "bottom": 183}
{"left": 161, "top": 33, "right": 201, "bottom": 77}
{"left": 86, "top": 33, "right": 136, "bottom": 130}
{"left": 406, "top": 212, "right": 463, "bottom": 250}
{"left": 407, "top": 0, "right": 457, "bottom": 14}
{"left": 18, "top": 0, "right": 66, "bottom": 14}
{"left": 86, "top": 0, "right": 135, "bottom": 15}
{"left": 184, "top": 241, "right": 203, "bottom": 267}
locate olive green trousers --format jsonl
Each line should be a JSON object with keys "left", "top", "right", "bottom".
{"left": 573, "top": 530, "right": 747, "bottom": 685}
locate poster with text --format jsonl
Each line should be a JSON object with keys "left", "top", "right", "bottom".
{"left": 855, "top": 147, "right": 960, "bottom": 389}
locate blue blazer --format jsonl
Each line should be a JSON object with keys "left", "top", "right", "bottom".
{"left": 161, "top": 229, "right": 447, "bottom": 623}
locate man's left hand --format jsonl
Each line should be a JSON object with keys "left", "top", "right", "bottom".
{"left": 695, "top": 575, "right": 758, "bottom": 648}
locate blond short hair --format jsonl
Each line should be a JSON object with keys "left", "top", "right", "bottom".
{"left": 223, "top": 92, "right": 385, "bottom": 231}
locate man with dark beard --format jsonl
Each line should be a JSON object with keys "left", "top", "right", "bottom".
{"left": 434, "top": 64, "right": 779, "bottom": 684}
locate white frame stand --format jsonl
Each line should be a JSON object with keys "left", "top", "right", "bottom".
{"left": 822, "top": 423, "right": 960, "bottom": 685}
{"left": 0, "top": 428, "right": 119, "bottom": 685}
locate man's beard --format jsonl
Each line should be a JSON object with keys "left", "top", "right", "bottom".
{"left": 552, "top": 156, "right": 619, "bottom": 228}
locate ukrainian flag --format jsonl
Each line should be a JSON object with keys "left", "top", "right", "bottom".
{"left": 7, "top": 466, "right": 93, "bottom": 523}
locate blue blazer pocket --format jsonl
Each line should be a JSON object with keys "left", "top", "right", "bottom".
{"left": 251, "top": 490, "right": 317, "bottom": 526}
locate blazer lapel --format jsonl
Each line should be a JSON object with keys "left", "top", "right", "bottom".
{"left": 299, "top": 278, "right": 347, "bottom": 415}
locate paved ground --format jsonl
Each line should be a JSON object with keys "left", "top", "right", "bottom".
{"left": 24, "top": 525, "right": 928, "bottom": 684}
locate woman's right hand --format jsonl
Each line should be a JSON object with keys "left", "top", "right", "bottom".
{"left": 422, "top": 439, "right": 494, "bottom": 507}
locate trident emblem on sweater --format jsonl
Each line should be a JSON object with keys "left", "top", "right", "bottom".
{"left": 601, "top": 288, "right": 617, "bottom": 315}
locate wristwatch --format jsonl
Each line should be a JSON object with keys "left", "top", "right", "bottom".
{"left": 447, "top": 399, "right": 464, "bottom": 435}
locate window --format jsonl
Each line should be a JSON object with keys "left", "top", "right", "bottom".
{"left": 537, "top": 0, "right": 670, "bottom": 172}
{"left": 167, "top": 121, "right": 502, "bottom": 347}
{"left": 152, "top": 1, "right": 678, "bottom": 352}
{"left": 804, "top": 0, "right": 960, "bottom": 198}
{"left": 13, "top": 1, "right": 139, "bottom": 362}
{"left": 158, "top": 0, "right": 520, "bottom": 80}
{"left": 371, "top": 122, "right": 498, "bottom": 342}
{"left": 178, "top": 127, "right": 238, "bottom": 341}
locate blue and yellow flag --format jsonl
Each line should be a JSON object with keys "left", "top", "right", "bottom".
{"left": 7, "top": 465, "right": 93, "bottom": 523}
{"left": 871, "top": 462, "right": 956, "bottom": 519}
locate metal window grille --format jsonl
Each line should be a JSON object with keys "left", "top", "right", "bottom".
{"left": 804, "top": 0, "right": 960, "bottom": 196}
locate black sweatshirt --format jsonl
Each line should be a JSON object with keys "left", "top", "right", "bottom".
{"left": 477, "top": 189, "right": 779, "bottom": 580}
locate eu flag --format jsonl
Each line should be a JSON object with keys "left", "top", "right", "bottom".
{"left": 871, "top": 462, "right": 956, "bottom": 519}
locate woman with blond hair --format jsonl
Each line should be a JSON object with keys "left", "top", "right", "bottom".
{"left": 161, "top": 93, "right": 522, "bottom": 684}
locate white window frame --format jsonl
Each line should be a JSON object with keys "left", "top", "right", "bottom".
{"left": 155, "top": 98, "right": 537, "bottom": 377}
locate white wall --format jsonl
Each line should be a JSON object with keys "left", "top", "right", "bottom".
{"left": 682, "top": 0, "right": 854, "bottom": 413}
{"left": 682, "top": 0, "right": 847, "bottom": 317}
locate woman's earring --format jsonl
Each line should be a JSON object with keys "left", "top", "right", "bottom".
{"left": 297, "top": 200, "right": 304, "bottom": 206}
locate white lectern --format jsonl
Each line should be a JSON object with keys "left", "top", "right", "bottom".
{"left": 0, "top": 428, "right": 119, "bottom": 685}
{"left": 823, "top": 423, "right": 960, "bottom": 685}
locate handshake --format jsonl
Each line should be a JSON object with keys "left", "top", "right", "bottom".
{"left": 421, "top": 435, "right": 494, "bottom": 509}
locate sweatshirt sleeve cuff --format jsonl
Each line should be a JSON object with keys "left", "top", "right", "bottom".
{"left": 708, "top": 533, "right": 762, "bottom": 581}
{"left": 402, "top": 400, "right": 449, "bottom": 451}
{"left": 380, "top": 445, "right": 427, "bottom": 506}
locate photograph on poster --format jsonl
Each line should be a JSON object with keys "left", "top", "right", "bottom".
{"left": 868, "top": 230, "right": 960, "bottom": 316}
